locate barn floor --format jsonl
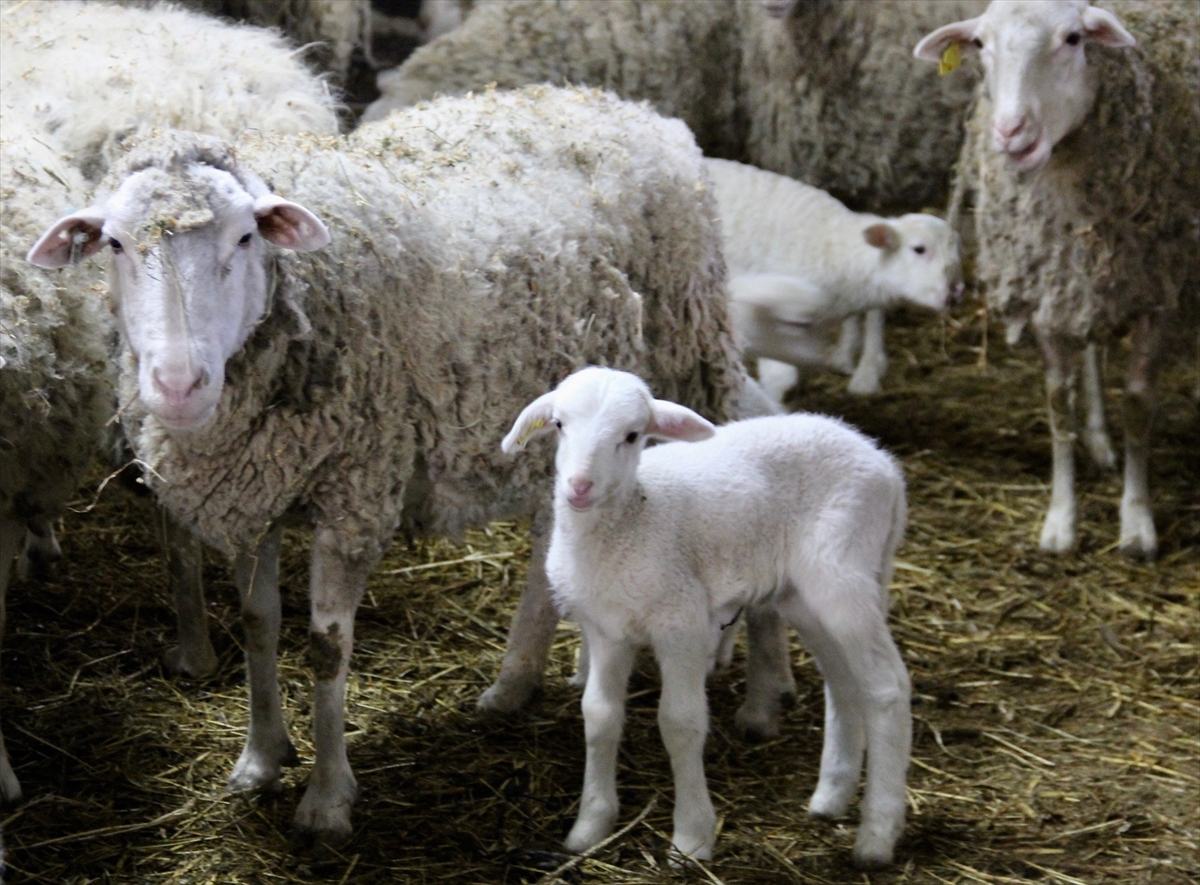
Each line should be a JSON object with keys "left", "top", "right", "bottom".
{"left": 1, "top": 305, "right": 1196, "bottom": 884}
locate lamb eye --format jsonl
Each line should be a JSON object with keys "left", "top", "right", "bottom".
{"left": 108, "top": 237, "right": 122, "bottom": 252}
{"left": 553, "top": 419, "right": 562, "bottom": 430}
{"left": 238, "top": 233, "right": 253, "bottom": 246}
{"left": 913, "top": 245, "right": 926, "bottom": 255}
{"left": 625, "top": 431, "right": 639, "bottom": 444}
{"left": 972, "top": 37, "right": 983, "bottom": 48}
{"left": 1065, "top": 32, "right": 1081, "bottom": 46}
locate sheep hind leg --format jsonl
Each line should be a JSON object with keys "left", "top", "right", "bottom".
{"left": 1081, "top": 343, "right": 1116, "bottom": 470}
{"left": 1119, "top": 316, "right": 1160, "bottom": 559}
{"left": 828, "top": 314, "right": 863, "bottom": 375}
{"left": 847, "top": 309, "right": 887, "bottom": 395}
{"left": 294, "top": 527, "right": 375, "bottom": 846}
{"left": 0, "top": 518, "right": 24, "bottom": 805}
{"left": 565, "top": 630, "right": 636, "bottom": 853}
{"left": 17, "top": 517, "right": 60, "bottom": 582}
{"left": 1037, "top": 335, "right": 1080, "bottom": 553}
{"left": 479, "top": 511, "right": 557, "bottom": 712}
{"left": 228, "top": 525, "right": 296, "bottom": 793}
{"left": 735, "top": 604, "right": 796, "bottom": 741}
{"left": 160, "top": 508, "right": 218, "bottom": 678}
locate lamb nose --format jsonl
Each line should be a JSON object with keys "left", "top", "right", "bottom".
{"left": 570, "top": 478, "right": 594, "bottom": 497}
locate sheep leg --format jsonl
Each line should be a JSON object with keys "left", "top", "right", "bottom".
{"left": 160, "top": 508, "right": 217, "bottom": 678}
{"left": 228, "top": 525, "right": 295, "bottom": 793}
{"left": 565, "top": 628, "right": 636, "bottom": 854}
{"left": 1081, "top": 343, "right": 1116, "bottom": 469}
{"left": 756, "top": 358, "right": 799, "bottom": 404}
{"left": 16, "top": 516, "right": 61, "bottom": 581}
{"left": 479, "top": 511, "right": 556, "bottom": 712}
{"left": 656, "top": 638, "right": 717, "bottom": 861}
{"left": 847, "top": 309, "right": 887, "bottom": 395}
{"left": 569, "top": 630, "right": 590, "bottom": 689}
{"left": 0, "top": 518, "right": 24, "bottom": 805}
{"left": 1119, "top": 315, "right": 1160, "bottom": 559}
{"left": 294, "top": 527, "right": 374, "bottom": 845}
{"left": 1037, "top": 334, "right": 1079, "bottom": 552}
{"left": 828, "top": 314, "right": 863, "bottom": 375}
{"left": 735, "top": 604, "right": 796, "bottom": 741}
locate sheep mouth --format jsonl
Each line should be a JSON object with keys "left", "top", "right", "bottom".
{"left": 150, "top": 401, "right": 219, "bottom": 433}
{"left": 1005, "top": 138, "right": 1050, "bottom": 172}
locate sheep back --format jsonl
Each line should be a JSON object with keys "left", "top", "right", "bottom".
{"left": 117, "top": 86, "right": 742, "bottom": 558}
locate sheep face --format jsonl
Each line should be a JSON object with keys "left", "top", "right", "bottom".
{"left": 915, "top": 1, "right": 1135, "bottom": 172}
{"left": 864, "top": 214, "right": 964, "bottom": 312}
{"left": 28, "top": 165, "right": 328, "bottom": 432}
{"left": 502, "top": 368, "right": 714, "bottom": 513}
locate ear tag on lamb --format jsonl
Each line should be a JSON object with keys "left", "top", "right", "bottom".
{"left": 939, "top": 42, "right": 963, "bottom": 76}
{"left": 518, "top": 419, "right": 546, "bottom": 447}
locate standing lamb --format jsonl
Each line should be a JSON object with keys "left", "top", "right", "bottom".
{"left": 915, "top": 0, "right": 1199, "bottom": 556}
{"left": 503, "top": 367, "right": 911, "bottom": 869}
{"left": 27, "top": 86, "right": 750, "bottom": 842}
{"left": 707, "top": 158, "right": 963, "bottom": 400}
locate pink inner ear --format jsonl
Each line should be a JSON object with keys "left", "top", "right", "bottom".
{"left": 27, "top": 215, "right": 105, "bottom": 268}
{"left": 864, "top": 223, "right": 900, "bottom": 252}
{"left": 253, "top": 196, "right": 330, "bottom": 252}
{"left": 648, "top": 401, "right": 716, "bottom": 442}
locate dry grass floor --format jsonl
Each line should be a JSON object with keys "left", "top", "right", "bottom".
{"left": 1, "top": 305, "right": 1196, "bottom": 884}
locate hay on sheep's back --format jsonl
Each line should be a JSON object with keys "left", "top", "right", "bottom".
{"left": 0, "top": 304, "right": 1196, "bottom": 884}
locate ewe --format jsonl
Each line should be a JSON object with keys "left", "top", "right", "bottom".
{"left": 504, "top": 367, "right": 911, "bottom": 869}
{"left": 916, "top": 0, "right": 1198, "bottom": 556}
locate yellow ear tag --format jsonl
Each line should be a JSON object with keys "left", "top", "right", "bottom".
{"left": 518, "top": 418, "right": 545, "bottom": 447}
{"left": 939, "top": 42, "right": 963, "bottom": 76}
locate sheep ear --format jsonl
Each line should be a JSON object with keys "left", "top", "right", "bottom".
{"left": 913, "top": 18, "right": 981, "bottom": 62}
{"left": 1082, "top": 6, "right": 1135, "bottom": 48}
{"left": 26, "top": 207, "right": 108, "bottom": 268}
{"left": 253, "top": 194, "right": 331, "bottom": 251}
{"left": 502, "top": 391, "right": 557, "bottom": 454}
{"left": 864, "top": 222, "right": 901, "bottom": 253}
{"left": 647, "top": 400, "right": 715, "bottom": 443}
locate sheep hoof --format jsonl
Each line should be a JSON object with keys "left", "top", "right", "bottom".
{"left": 227, "top": 740, "right": 297, "bottom": 793}
{"left": 846, "top": 372, "right": 882, "bottom": 396}
{"left": 1037, "top": 506, "right": 1077, "bottom": 553}
{"left": 162, "top": 643, "right": 219, "bottom": 679}
{"left": 294, "top": 770, "right": 358, "bottom": 848}
{"left": 1083, "top": 432, "right": 1117, "bottom": 470}
{"left": 477, "top": 673, "right": 542, "bottom": 714}
{"left": 734, "top": 705, "right": 780, "bottom": 743}
{"left": 1118, "top": 505, "right": 1157, "bottom": 560}
{"left": 1, "top": 759, "right": 24, "bottom": 807}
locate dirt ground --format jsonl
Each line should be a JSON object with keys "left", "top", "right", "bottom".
{"left": 1, "top": 304, "right": 1196, "bottom": 884}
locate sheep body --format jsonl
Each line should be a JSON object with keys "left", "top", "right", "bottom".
{"left": 504, "top": 367, "right": 911, "bottom": 868}
{"left": 32, "top": 86, "right": 744, "bottom": 840}
{"left": 1, "top": 0, "right": 340, "bottom": 180}
{"left": 367, "top": 0, "right": 986, "bottom": 213}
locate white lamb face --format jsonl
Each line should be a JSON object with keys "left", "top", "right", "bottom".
{"left": 863, "top": 215, "right": 963, "bottom": 312}
{"left": 915, "top": 1, "right": 1135, "bottom": 172}
{"left": 502, "top": 368, "right": 714, "bottom": 513}
{"left": 27, "top": 165, "right": 329, "bottom": 433}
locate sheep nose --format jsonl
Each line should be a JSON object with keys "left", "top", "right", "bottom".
{"left": 994, "top": 114, "right": 1026, "bottom": 140}
{"left": 153, "top": 366, "right": 207, "bottom": 405}
{"left": 569, "top": 478, "right": 594, "bottom": 498}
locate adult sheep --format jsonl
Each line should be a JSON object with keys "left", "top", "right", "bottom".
{"left": 27, "top": 85, "right": 749, "bottom": 843}
{"left": 915, "top": 0, "right": 1199, "bottom": 557}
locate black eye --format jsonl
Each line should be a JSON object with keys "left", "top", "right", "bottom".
{"left": 238, "top": 233, "right": 253, "bottom": 246}
{"left": 625, "top": 431, "right": 639, "bottom": 444}
{"left": 108, "top": 237, "right": 122, "bottom": 252}
{"left": 913, "top": 245, "right": 926, "bottom": 255}
{"left": 971, "top": 37, "right": 983, "bottom": 49}
{"left": 553, "top": 419, "right": 562, "bottom": 430}
{"left": 1065, "top": 32, "right": 1081, "bottom": 46}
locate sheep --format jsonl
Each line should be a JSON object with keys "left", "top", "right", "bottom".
{"left": 707, "top": 158, "right": 964, "bottom": 400}
{"left": 915, "top": 0, "right": 1199, "bottom": 557}
{"left": 26, "top": 85, "right": 753, "bottom": 842}
{"left": 1, "top": 0, "right": 341, "bottom": 181}
{"left": 503, "top": 366, "right": 911, "bottom": 869}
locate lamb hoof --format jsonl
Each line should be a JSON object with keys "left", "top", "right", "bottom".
{"left": 228, "top": 741, "right": 298, "bottom": 793}
{"left": 294, "top": 773, "right": 358, "bottom": 848}
{"left": 565, "top": 809, "right": 616, "bottom": 854}
{"left": 1119, "top": 505, "right": 1157, "bottom": 561}
{"left": 846, "top": 372, "right": 882, "bottom": 396}
{"left": 1083, "top": 432, "right": 1117, "bottom": 470}
{"left": 162, "top": 643, "right": 219, "bottom": 679}
{"left": 477, "top": 673, "right": 541, "bottom": 714}
{"left": 1038, "top": 506, "right": 1077, "bottom": 553}
{"left": 807, "top": 790, "right": 852, "bottom": 821}
{"left": 851, "top": 842, "right": 894, "bottom": 871}
{"left": 1, "top": 759, "right": 23, "bottom": 807}
{"left": 734, "top": 704, "right": 780, "bottom": 743}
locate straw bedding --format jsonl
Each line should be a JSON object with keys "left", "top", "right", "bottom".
{"left": 0, "top": 304, "right": 1195, "bottom": 883}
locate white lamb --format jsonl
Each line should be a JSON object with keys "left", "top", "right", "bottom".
{"left": 503, "top": 367, "right": 911, "bottom": 869}
{"left": 707, "top": 158, "right": 964, "bottom": 401}
{"left": 915, "top": 0, "right": 1198, "bottom": 557}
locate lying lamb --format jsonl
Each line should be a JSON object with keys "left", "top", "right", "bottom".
{"left": 503, "top": 367, "right": 911, "bottom": 869}
{"left": 916, "top": 0, "right": 1198, "bottom": 556}
{"left": 26, "top": 86, "right": 750, "bottom": 842}
{"left": 707, "top": 158, "right": 963, "bottom": 400}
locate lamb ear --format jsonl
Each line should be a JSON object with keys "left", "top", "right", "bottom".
{"left": 647, "top": 400, "right": 715, "bottom": 443}
{"left": 864, "top": 222, "right": 901, "bottom": 253}
{"left": 502, "top": 391, "right": 557, "bottom": 454}
{"left": 26, "top": 207, "right": 108, "bottom": 268}
{"left": 913, "top": 18, "right": 981, "bottom": 62}
{"left": 253, "top": 194, "right": 331, "bottom": 251}
{"left": 1082, "top": 6, "right": 1135, "bottom": 48}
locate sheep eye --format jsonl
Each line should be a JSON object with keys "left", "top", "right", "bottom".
{"left": 913, "top": 245, "right": 926, "bottom": 255}
{"left": 238, "top": 233, "right": 253, "bottom": 246}
{"left": 971, "top": 37, "right": 983, "bottom": 48}
{"left": 553, "top": 419, "right": 562, "bottom": 430}
{"left": 108, "top": 237, "right": 122, "bottom": 252}
{"left": 625, "top": 431, "right": 639, "bottom": 444}
{"left": 1065, "top": 32, "right": 1081, "bottom": 46}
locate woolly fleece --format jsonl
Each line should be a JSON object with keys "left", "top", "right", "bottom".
{"left": 112, "top": 86, "right": 744, "bottom": 560}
